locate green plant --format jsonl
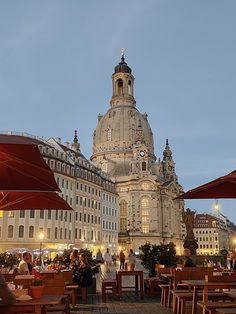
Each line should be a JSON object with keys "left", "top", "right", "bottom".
{"left": 0, "top": 253, "right": 19, "bottom": 270}
{"left": 139, "top": 242, "right": 177, "bottom": 276}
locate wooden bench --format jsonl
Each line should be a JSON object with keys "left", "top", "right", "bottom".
{"left": 169, "top": 267, "right": 214, "bottom": 313}
{"left": 198, "top": 302, "right": 236, "bottom": 314}
{"left": 216, "top": 309, "right": 236, "bottom": 314}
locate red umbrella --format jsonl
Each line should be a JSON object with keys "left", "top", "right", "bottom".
{"left": 176, "top": 170, "right": 236, "bottom": 199}
{"left": 0, "top": 191, "right": 73, "bottom": 210}
{"left": 0, "top": 135, "right": 60, "bottom": 192}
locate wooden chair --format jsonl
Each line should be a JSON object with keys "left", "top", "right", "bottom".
{"left": 43, "top": 277, "right": 69, "bottom": 314}
{"left": 100, "top": 272, "right": 117, "bottom": 300}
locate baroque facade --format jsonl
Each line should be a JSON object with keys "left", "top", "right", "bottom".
{"left": 0, "top": 132, "right": 119, "bottom": 254}
{"left": 91, "top": 54, "right": 185, "bottom": 253}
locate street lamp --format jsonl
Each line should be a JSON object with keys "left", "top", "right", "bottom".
{"left": 39, "top": 232, "right": 45, "bottom": 267}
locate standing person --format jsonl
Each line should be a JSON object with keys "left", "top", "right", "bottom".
{"left": 128, "top": 249, "right": 136, "bottom": 271}
{"left": 95, "top": 249, "right": 103, "bottom": 264}
{"left": 119, "top": 250, "right": 125, "bottom": 270}
{"left": 183, "top": 248, "right": 196, "bottom": 267}
{"left": 103, "top": 248, "right": 112, "bottom": 272}
{"left": 18, "top": 252, "right": 30, "bottom": 274}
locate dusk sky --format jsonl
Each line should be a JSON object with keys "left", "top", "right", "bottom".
{"left": 1, "top": 1, "right": 236, "bottom": 221}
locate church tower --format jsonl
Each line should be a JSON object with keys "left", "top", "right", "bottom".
{"left": 91, "top": 53, "right": 184, "bottom": 253}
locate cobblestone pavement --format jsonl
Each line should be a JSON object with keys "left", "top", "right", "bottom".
{"left": 70, "top": 260, "right": 192, "bottom": 314}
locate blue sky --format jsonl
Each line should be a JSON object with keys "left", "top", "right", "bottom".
{"left": 1, "top": 1, "right": 236, "bottom": 222}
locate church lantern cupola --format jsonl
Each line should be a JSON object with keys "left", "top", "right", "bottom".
{"left": 110, "top": 49, "right": 136, "bottom": 107}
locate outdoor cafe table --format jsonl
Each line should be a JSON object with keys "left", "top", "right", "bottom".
{"left": 116, "top": 270, "right": 144, "bottom": 299}
{"left": 182, "top": 280, "right": 236, "bottom": 314}
{"left": 9, "top": 294, "right": 66, "bottom": 314}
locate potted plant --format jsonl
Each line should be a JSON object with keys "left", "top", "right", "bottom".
{"left": 30, "top": 273, "right": 44, "bottom": 299}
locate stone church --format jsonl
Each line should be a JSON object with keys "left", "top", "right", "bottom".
{"left": 91, "top": 53, "right": 185, "bottom": 253}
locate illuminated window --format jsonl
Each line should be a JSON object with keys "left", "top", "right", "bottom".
{"left": 120, "top": 200, "right": 127, "bottom": 217}
{"left": 8, "top": 211, "right": 14, "bottom": 218}
{"left": 0, "top": 211, "right": 3, "bottom": 218}
{"left": 120, "top": 218, "right": 127, "bottom": 232}
{"left": 141, "top": 197, "right": 150, "bottom": 233}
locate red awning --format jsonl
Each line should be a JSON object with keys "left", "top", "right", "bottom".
{"left": 0, "top": 191, "right": 73, "bottom": 210}
{"left": 0, "top": 135, "right": 60, "bottom": 192}
{"left": 176, "top": 170, "right": 236, "bottom": 199}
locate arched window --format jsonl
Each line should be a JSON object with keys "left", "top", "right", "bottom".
{"left": 120, "top": 200, "right": 127, "bottom": 217}
{"left": 141, "top": 197, "right": 150, "bottom": 233}
{"left": 8, "top": 225, "right": 14, "bottom": 238}
{"left": 128, "top": 80, "right": 131, "bottom": 95}
{"left": 18, "top": 225, "right": 24, "bottom": 238}
{"left": 117, "top": 79, "right": 123, "bottom": 95}
{"left": 142, "top": 162, "right": 147, "bottom": 171}
{"left": 130, "top": 125, "right": 135, "bottom": 141}
{"left": 29, "top": 226, "right": 34, "bottom": 238}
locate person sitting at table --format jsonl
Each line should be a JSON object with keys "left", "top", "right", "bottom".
{"left": 73, "top": 253, "right": 93, "bottom": 288}
{"left": 0, "top": 273, "right": 16, "bottom": 313}
{"left": 27, "top": 252, "right": 34, "bottom": 273}
{"left": 229, "top": 250, "right": 236, "bottom": 270}
{"left": 18, "top": 251, "right": 30, "bottom": 274}
{"left": 183, "top": 248, "right": 196, "bottom": 267}
{"left": 70, "top": 249, "right": 80, "bottom": 283}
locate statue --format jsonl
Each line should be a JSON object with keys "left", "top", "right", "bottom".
{"left": 182, "top": 208, "right": 198, "bottom": 255}
{"left": 182, "top": 208, "right": 195, "bottom": 237}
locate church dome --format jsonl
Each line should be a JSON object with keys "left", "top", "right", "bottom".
{"left": 114, "top": 56, "right": 132, "bottom": 74}
{"left": 92, "top": 105, "right": 155, "bottom": 158}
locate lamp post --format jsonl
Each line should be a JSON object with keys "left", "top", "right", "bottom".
{"left": 39, "top": 232, "right": 45, "bottom": 267}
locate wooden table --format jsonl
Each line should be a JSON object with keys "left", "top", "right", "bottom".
{"left": 182, "top": 280, "right": 236, "bottom": 314}
{"left": 8, "top": 294, "right": 65, "bottom": 314}
{"left": 116, "top": 270, "right": 144, "bottom": 299}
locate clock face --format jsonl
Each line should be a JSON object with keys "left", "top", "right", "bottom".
{"left": 139, "top": 151, "right": 145, "bottom": 157}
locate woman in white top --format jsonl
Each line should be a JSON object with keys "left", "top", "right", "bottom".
{"left": 128, "top": 249, "right": 136, "bottom": 271}
{"left": 103, "top": 248, "right": 112, "bottom": 272}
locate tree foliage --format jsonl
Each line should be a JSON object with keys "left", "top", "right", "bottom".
{"left": 139, "top": 242, "right": 177, "bottom": 276}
